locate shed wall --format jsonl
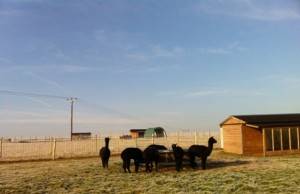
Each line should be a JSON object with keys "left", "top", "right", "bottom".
{"left": 130, "top": 132, "right": 138, "bottom": 138}
{"left": 222, "top": 124, "right": 243, "bottom": 154}
{"left": 242, "top": 125, "right": 263, "bottom": 154}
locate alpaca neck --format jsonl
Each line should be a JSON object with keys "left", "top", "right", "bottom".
{"left": 207, "top": 142, "right": 214, "bottom": 155}
{"left": 105, "top": 141, "right": 109, "bottom": 148}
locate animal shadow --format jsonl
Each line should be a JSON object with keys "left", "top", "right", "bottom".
{"left": 204, "top": 159, "right": 251, "bottom": 170}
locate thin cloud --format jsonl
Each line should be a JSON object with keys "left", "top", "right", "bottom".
{"left": 126, "top": 45, "right": 184, "bottom": 60}
{"left": 0, "top": 117, "right": 139, "bottom": 125}
{"left": 0, "top": 57, "right": 13, "bottom": 64}
{"left": 198, "top": 41, "right": 247, "bottom": 55}
{"left": 200, "top": 48, "right": 231, "bottom": 55}
{"left": 263, "top": 74, "right": 300, "bottom": 86}
{"left": 0, "top": 9, "right": 22, "bottom": 16}
{"left": 0, "top": 109, "right": 49, "bottom": 118}
{"left": 2, "top": 64, "right": 98, "bottom": 74}
{"left": 151, "top": 45, "right": 184, "bottom": 57}
{"left": 157, "top": 88, "right": 264, "bottom": 98}
{"left": 195, "top": 0, "right": 300, "bottom": 21}
{"left": 185, "top": 89, "right": 263, "bottom": 97}
{"left": 24, "top": 96, "right": 53, "bottom": 108}
{"left": 24, "top": 71, "right": 65, "bottom": 90}
{"left": 185, "top": 89, "right": 229, "bottom": 97}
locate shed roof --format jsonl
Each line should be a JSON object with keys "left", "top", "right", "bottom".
{"left": 221, "top": 113, "right": 300, "bottom": 128}
{"left": 72, "top": 132, "right": 91, "bottom": 135}
{"left": 130, "top": 129, "right": 146, "bottom": 132}
{"left": 144, "top": 127, "right": 166, "bottom": 137}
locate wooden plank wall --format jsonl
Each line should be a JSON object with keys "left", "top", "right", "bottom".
{"left": 222, "top": 124, "right": 243, "bottom": 154}
{"left": 242, "top": 125, "right": 263, "bottom": 154}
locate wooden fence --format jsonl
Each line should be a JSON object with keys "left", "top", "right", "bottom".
{"left": 0, "top": 131, "right": 220, "bottom": 162}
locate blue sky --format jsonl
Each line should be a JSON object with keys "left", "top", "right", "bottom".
{"left": 0, "top": 0, "right": 300, "bottom": 137}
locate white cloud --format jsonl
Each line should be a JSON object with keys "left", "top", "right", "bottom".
{"left": 0, "top": 116, "right": 139, "bottom": 125}
{"left": 185, "top": 89, "right": 264, "bottom": 97}
{"left": 60, "top": 65, "right": 94, "bottom": 73}
{"left": 157, "top": 88, "right": 264, "bottom": 98}
{"left": 0, "top": 109, "right": 49, "bottom": 118}
{"left": 24, "top": 71, "right": 65, "bottom": 90}
{"left": 196, "top": 0, "right": 300, "bottom": 21}
{"left": 25, "top": 96, "right": 53, "bottom": 108}
{"left": 0, "top": 9, "right": 22, "bottom": 16}
{"left": 185, "top": 89, "right": 229, "bottom": 97}
{"left": 158, "top": 111, "right": 182, "bottom": 117}
{"left": 0, "top": 57, "right": 13, "bottom": 64}
{"left": 200, "top": 48, "right": 231, "bottom": 55}
{"left": 198, "top": 41, "right": 246, "bottom": 55}
{"left": 2, "top": 64, "right": 97, "bottom": 74}
{"left": 151, "top": 45, "right": 184, "bottom": 57}
{"left": 126, "top": 45, "right": 184, "bottom": 60}
{"left": 263, "top": 74, "right": 300, "bottom": 86}
{"left": 94, "top": 29, "right": 106, "bottom": 42}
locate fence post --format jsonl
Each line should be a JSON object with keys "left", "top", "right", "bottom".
{"left": 0, "top": 137, "right": 3, "bottom": 158}
{"left": 117, "top": 138, "right": 120, "bottom": 153}
{"left": 52, "top": 138, "right": 56, "bottom": 160}
{"left": 194, "top": 130, "right": 197, "bottom": 144}
{"left": 177, "top": 131, "right": 179, "bottom": 144}
{"left": 152, "top": 134, "right": 154, "bottom": 144}
{"left": 95, "top": 135, "right": 98, "bottom": 154}
{"left": 135, "top": 138, "right": 138, "bottom": 147}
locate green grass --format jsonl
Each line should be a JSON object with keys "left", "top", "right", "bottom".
{"left": 1, "top": 151, "right": 300, "bottom": 193}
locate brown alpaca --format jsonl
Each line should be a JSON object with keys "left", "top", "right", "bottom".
{"left": 188, "top": 137, "right": 217, "bottom": 169}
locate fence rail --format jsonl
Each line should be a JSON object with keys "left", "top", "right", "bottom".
{"left": 0, "top": 131, "right": 220, "bottom": 162}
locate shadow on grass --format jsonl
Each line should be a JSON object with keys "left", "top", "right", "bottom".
{"left": 157, "top": 159, "right": 251, "bottom": 171}
{"left": 206, "top": 159, "right": 250, "bottom": 169}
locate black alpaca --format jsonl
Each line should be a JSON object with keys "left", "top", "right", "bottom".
{"left": 172, "top": 144, "right": 184, "bottom": 172}
{"left": 143, "top": 144, "right": 167, "bottom": 172}
{"left": 99, "top": 137, "right": 111, "bottom": 168}
{"left": 121, "top": 148, "right": 144, "bottom": 173}
{"left": 188, "top": 137, "right": 217, "bottom": 169}
{"left": 147, "top": 144, "right": 168, "bottom": 150}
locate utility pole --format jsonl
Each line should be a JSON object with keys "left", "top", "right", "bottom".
{"left": 67, "top": 97, "right": 78, "bottom": 140}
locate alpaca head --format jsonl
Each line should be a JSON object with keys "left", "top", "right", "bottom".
{"left": 171, "top": 144, "right": 177, "bottom": 150}
{"left": 208, "top": 137, "right": 217, "bottom": 144}
{"left": 105, "top": 137, "right": 110, "bottom": 144}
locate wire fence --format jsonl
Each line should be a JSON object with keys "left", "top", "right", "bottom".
{"left": 0, "top": 131, "right": 220, "bottom": 162}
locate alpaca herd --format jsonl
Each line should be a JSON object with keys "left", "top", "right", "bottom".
{"left": 99, "top": 136, "right": 217, "bottom": 173}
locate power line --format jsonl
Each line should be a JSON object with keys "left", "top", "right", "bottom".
{"left": 0, "top": 90, "right": 72, "bottom": 100}
{"left": 0, "top": 90, "right": 177, "bottom": 130}
{"left": 0, "top": 90, "right": 78, "bottom": 139}
{"left": 79, "top": 99, "right": 177, "bottom": 130}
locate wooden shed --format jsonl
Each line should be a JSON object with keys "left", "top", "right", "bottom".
{"left": 130, "top": 129, "right": 146, "bottom": 138}
{"left": 220, "top": 114, "right": 300, "bottom": 156}
{"left": 130, "top": 127, "right": 167, "bottom": 138}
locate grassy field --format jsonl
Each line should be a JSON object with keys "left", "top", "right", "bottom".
{"left": 1, "top": 151, "right": 300, "bottom": 194}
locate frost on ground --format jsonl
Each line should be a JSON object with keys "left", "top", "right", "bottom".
{"left": 1, "top": 151, "right": 300, "bottom": 194}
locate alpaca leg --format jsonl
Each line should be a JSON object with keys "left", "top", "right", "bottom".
{"left": 105, "top": 159, "right": 109, "bottom": 168}
{"left": 150, "top": 162, "right": 153, "bottom": 172}
{"left": 155, "top": 160, "right": 158, "bottom": 172}
{"left": 201, "top": 157, "right": 207, "bottom": 170}
{"left": 125, "top": 159, "right": 131, "bottom": 173}
{"left": 145, "top": 162, "right": 150, "bottom": 172}
{"left": 175, "top": 159, "right": 180, "bottom": 172}
{"left": 134, "top": 160, "right": 139, "bottom": 173}
{"left": 179, "top": 159, "right": 183, "bottom": 171}
{"left": 101, "top": 159, "right": 105, "bottom": 168}
{"left": 189, "top": 155, "right": 196, "bottom": 168}
{"left": 123, "top": 160, "right": 127, "bottom": 172}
